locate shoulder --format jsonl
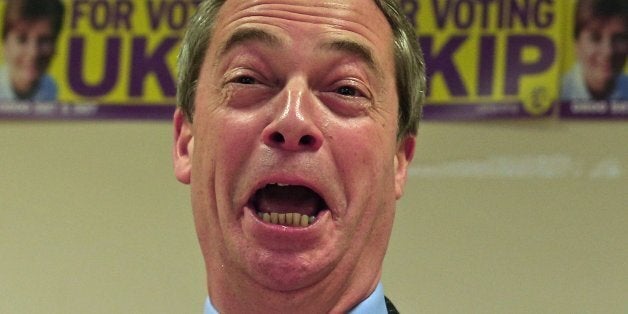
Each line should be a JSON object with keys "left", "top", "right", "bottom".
{"left": 33, "top": 74, "right": 59, "bottom": 101}
{"left": 0, "top": 66, "right": 16, "bottom": 100}
{"left": 560, "top": 63, "right": 589, "bottom": 100}
{"left": 615, "top": 74, "right": 628, "bottom": 88}
{"left": 611, "top": 74, "right": 628, "bottom": 100}
{"left": 560, "top": 64, "right": 579, "bottom": 88}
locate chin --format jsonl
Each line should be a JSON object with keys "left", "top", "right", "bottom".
{"left": 242, "top": 246, "right": 339, "bottom": 292}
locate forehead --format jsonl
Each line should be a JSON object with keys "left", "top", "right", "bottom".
{"left": 210, "top": 0, "right": 394, "bottom": 63}
{"left": 584, "top": 17, "right": 627, "bottom": 33}
{"left": 215, "top": 0, "right": 390, "bottom": 31}
{"left": 7, "top": 18, "right": 53, "bottom": 33}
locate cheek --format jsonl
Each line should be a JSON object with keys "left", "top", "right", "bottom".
{"left": 332, "top": 128, "right": 397, "bottom": 247}
{"left": 576, "top": 40, "right": 594, "bottom": 61}
{"left": 330, "top": 120, "right": 396, "bottom": 196}
{"left": 216, "top": 111, "right": 264, "bottom": 153}
{"left": 611, "top": 44, "right": 628, "bottom": 59}
{"left": 195, "top": 110, "right": 265, "bottom": 181}
{"left": 3, "top": 42, "right": 20, "bottom": 61}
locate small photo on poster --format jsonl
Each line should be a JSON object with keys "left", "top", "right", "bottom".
{"left": 1, "top": 0, "right": 198, "bottom": 120}
{"left": 559, "top": 0, "right": 628, "bottom": 118}
{"left": 0, "top": 0, "right": 64, "bottom": 102}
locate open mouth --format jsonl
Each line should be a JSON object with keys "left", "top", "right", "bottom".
{"left": 250, "top": 183, "right": 328, "bottom": 227}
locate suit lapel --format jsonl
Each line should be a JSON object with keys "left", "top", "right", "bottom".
{"left": 384, "top": 296, "right": 400, "bottom": 314}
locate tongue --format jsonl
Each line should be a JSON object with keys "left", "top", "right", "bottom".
{"left": 256, "top": 185, "right": 321, "bottom": 217}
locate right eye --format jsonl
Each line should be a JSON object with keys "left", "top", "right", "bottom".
{"left": 335, "top": 86, "right": 360, "bottom": 97}
{"left": 220, "top": 69, "right": 276, "bottom": 109}
{"left": 233, "top": 75, "right": 257, "bottom": 85}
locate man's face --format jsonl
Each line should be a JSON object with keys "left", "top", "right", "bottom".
{"left": 174, "top": 0, "right": 414, "bottom": 298}
{"left": 576, "top": 17, "right": 628, "bottom": 94}
{"left": 2, "top": 19, "right": 56, "bottom": 96}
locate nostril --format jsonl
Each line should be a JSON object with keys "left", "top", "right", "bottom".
{"left": 263, "top": 128, "right": 322, "bottom": 151}
{"left": 299, "top": 135, "right": 315, "bottom": 146}
{"left": 270, "top": 132, "right": 285, "bottom": 143}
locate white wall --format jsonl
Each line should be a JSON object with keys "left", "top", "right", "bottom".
{"left": 1, "top": 120, "right": 627, "bottom": 313}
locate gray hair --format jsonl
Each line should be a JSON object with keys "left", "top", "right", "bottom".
{"left": 177, "top": 0, "right": 425, "bottom": 138}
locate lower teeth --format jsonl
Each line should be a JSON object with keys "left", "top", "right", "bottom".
{"left": 258, "top": 212, "right": 316, "bottom": 227}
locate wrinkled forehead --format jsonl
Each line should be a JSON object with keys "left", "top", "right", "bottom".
{"left": 210, "top": 0, "right": 394, "bottom": 60}
{"left": 215, "top": 0, "right": 390, "bottom": 28}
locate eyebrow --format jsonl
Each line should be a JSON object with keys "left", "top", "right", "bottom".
{"left": 217, "top": 28, "right": 283, "bottom": 58}
{"left": 319, "top": 39, "right": 383, "bottom": 78}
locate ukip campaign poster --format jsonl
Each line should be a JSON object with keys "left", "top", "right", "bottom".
{"left": 1, "top": 0, "right": 626, "bottom": 120}
{"left": 0, "top": 0, "right": 199, "bottom": 119}
{"left": 404, "top": 0, "right": 563, "bottom": 119}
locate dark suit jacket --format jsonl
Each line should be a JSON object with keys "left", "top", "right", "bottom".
{"left": 384, "top": 296, "right": 399, "bottom": 313}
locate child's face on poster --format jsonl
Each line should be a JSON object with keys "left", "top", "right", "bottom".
{"left": 576, "top": 16, "right": 628, "bottom": 93}
{"left": 3, "top": 18, "right": 56, "bottom": 95}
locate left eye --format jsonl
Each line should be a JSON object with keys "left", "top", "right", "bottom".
{"left": 336, "top": 86, "right": 359, "bottom": 96}
{"left": 235, "top": 76, "right": 257, "bottom": 84}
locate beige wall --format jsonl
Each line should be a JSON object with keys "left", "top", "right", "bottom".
{"left": 1, "top": 120, "right": 626, "bottom": 313}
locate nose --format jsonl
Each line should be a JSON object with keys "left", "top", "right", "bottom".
{"left": 24, "top": 39, "right": 38, "bottom": 59}
{"left": 599, "top": 37, "right": 614, "bottom": 58}
{"left": 261, "top": 79, "right": 323, "bottom": 152}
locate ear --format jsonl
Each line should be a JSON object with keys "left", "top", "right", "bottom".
{"left": 394, "top": 135, "right": 415, "bottom": 199}
{"left": 173, "top": 108, "right": 194, "bottom": 184}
